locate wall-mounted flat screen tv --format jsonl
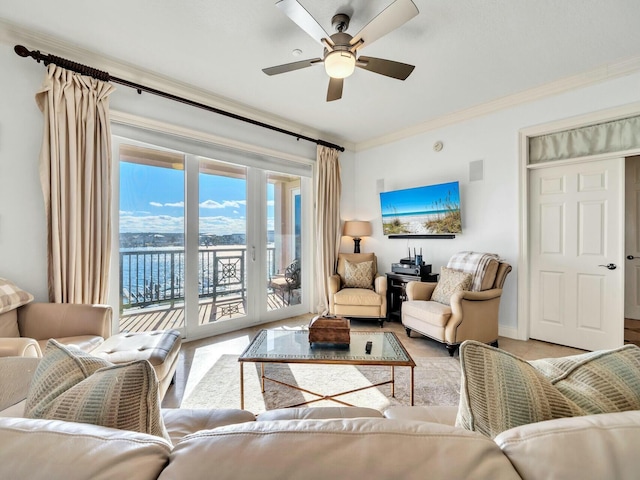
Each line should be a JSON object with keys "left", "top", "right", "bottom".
{"left": 379, "top": 181, "right": 462, "bottom": 236}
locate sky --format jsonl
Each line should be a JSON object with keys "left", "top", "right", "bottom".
{"left": 119, "top": 161, "right": 274, "bottom": 234}
{"left": 379, "top": 181, "right": 460, "bottom": 216}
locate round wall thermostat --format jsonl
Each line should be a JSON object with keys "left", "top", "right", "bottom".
{"left": 433, "top": 141, "right": 443, "bottom": 152}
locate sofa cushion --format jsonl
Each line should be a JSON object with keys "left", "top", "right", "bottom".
{"left": 431, "top": 267, "right": 472, "bottom": 305}
{"left": 0, "top": 357, "right": 40, "bottom": 412}
{"left": 159, "top": 418, "right": 520, "bottom": 480}
{"left": 0, "top": 278, "right": 33, "bottom": 315}
{"left": 24, "top": 339, "right": 170, "bottom": 441}
{"left": 456, "top": 341, "right": 584, "bottom": 438}
{"left": 0, "top": 417, "right": 171, "bottom": 480}
{"left": 401, "top": 300, "right": 452, "bottom": 327}
{"left": 343, "top": 259, "right": 374, "bottom": 289}
{"left": 495, "top": 410, "right": 640, "bottom": 480}
{"left": 0, "top": 309, "right": 19, "bottom": 337}
{"left": 333, "top": 288, "right": 382, "bottom": 306}
{"left": 530, "top": 344, "right": 640, "bottom": 414}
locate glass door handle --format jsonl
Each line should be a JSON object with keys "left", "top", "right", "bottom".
{"left": 251, "top": 246, "right": 256, "bottom": 261}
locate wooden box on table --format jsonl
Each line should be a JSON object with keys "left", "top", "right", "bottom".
{"left": 308, "top": 316, "right": 350, "bottom": 346}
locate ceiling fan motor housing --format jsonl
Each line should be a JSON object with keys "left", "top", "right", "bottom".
{"left": 331, "top": 13, "right": 350, "bottom": 33}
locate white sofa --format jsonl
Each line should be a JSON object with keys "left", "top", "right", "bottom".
{"left": 2, "top": 395, "right": 640, "bottom": 479}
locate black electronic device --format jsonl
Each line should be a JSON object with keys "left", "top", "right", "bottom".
{"left": 365, "top": 341, "right": 373, "bottom": 354}
{"left": 391, "top": 263, "right": 432, "bottom": 276}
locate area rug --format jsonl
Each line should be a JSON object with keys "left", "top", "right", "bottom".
{"left": 181, "top": 354, "right": 461, "bottom": 413}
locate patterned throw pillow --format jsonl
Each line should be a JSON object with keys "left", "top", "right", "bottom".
{"left": 343, "top": 260, "right": 374, "bottom": 289}
{"left": 25, "top": 339, "right": 170, "bottom": 441}
{"left": 0, "top": 278, "right": 34, "bottom": 314}
{"left": 431, "top": 267, "right": 472, "bottom": 305}
{"left": 456, "top": 341, "right": 640, "bottom": 439}
{"left": 455, "top": 341, "right": 585, "bottom": 438}
{"left": 530, "top": 345, "right": 640, "bottom": 414}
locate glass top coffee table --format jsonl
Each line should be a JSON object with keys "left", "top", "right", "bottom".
{"left": 238, "top": 329, "right": 416, "bottom": 409}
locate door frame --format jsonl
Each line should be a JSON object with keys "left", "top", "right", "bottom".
{"left": 518, "top": 102, "right": 640, "bottom": 342}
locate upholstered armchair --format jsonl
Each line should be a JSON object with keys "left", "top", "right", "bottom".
{"left": 328, "top": 253, "right": 387, "bottom": 327}
{"left": 402, "top": 253, "right": 511, "bottom": 356}
{"left": 0, "top": 302, "right": 112, "bottom": 357}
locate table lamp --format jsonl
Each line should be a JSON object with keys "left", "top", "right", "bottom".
{"left": 343, "top": 220, "right": 372, "bottom": 253}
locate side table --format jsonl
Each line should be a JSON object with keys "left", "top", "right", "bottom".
{"left": 386, "top": 271, "right": 439, "bottom": 322}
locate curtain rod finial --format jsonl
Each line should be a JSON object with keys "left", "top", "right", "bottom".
{"left": 14, "top": 45, "right": 30, "bottom": 58}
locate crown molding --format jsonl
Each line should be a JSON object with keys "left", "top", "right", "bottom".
{"left": 0, "top": 18, "right": 355, "bottom": 152}
{"left": 354, "top": 55, "right": 640, "bottom": 152}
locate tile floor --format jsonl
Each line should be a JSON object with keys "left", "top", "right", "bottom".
{"left": 162, "top": 314, "right": 585, "bottom": 408}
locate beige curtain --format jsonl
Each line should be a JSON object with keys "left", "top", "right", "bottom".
{"left": 315, "top": 145, "right": 342, "bottom": 313}
{"left": 36, "top": 64, "right": 115, "bottom": 304}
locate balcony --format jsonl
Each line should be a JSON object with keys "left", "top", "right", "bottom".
{"left": 119, "top": 245, "right": 297, "bottom": 333}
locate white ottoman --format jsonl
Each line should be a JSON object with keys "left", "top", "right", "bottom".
{"left": 92, "top": 329, "right": 181, "bottom": 400}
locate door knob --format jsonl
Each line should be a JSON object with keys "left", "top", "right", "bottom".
{"left": 628, "top": 255, "right": 638, "bottom": 260}
{"left": 598, "top": 263, "right": 617, "bottom": 270}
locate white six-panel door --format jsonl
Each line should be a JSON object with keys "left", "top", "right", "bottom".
{"left": 529, "top": 158, "right": 624, "bottom": 351}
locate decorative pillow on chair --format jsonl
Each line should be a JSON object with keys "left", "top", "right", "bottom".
{"left": 431, "top": 267, "right": 472, "bottom": 305}
{"left": 343, "top": 260, "right": 374, "bottom": 289}
{"left": 24, "top": 339, "right": 169, "bottom": 441}
{"left": 0, "top": 278, "right": 34, "bottom": 315}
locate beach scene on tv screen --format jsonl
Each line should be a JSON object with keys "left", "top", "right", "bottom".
{"left": 379, "top": 181, "right": 462, "bottom": 235}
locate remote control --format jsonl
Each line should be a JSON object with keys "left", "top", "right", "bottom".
{"left": 365, "top": 341, "right": 372, "bottom": 354}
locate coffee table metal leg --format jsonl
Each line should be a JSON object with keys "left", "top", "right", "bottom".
{"left": 240, "top": 362, "right": 244, "bottom": 410}
{"left": 391, "top": 366, "right": 395, "bottom": 397}
{"left": 410, "top": 366, "right": 414, "bottom": 406}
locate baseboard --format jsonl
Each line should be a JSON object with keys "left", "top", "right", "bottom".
{"left": 499, "top": 325, "right": 519, "bottom": 340}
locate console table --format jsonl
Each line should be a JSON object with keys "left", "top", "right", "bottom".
{"left": 386, "top": 270, "right": 439, "bottom": 322}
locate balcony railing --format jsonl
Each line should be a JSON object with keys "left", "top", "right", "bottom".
{"left": 119, "top": 246, "right": 276, "bottom": 311}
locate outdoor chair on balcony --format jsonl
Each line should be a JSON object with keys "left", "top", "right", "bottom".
{"left": 269, "top": 259, "right": 301, "bottom": 306}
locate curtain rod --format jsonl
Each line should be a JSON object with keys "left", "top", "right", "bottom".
{"left": 14, "top": 45, "right": 345, "bottom": 153}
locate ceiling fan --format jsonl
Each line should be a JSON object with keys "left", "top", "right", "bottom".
{"left": 263, "top": 0, "right": 419, "bottom": 102}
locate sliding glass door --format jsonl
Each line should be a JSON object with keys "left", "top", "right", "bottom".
{"left": 111, "top": 134, "right": 311, "bottom": 340}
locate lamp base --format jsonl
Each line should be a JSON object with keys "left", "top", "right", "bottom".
{"left": 353, "top": 238, "right": 361, "bottom": 254}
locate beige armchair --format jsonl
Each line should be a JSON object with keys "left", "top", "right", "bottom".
{"left": 0, "top": 302, "right": 112, "bottom": 357}
{"left": 328, "top": 253, "right": 387, "bottom": 327}
{"left": 402, "top": 259, "right": 511, "bottom": 356}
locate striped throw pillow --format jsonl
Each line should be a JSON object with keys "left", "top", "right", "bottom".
{"left": 25, "top": 339, "right": 170, "bottom": 442}
{"left": 455, "top": 341, "right": 584, "bottom": 438}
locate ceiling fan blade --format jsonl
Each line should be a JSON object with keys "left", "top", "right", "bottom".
{"left": 262, "top": 58, "right": 322, "bottom": 76}
{"left": 350, "top": 0, "right": 419, "bottom": 48}
{"left": 276, "top": 0, "right": 330, "bottom": 45}
{"left": 327, "top": 77, "right": 343, "bottom": 102}
{"left": 356, "top": 56, "right": 415, "bottom": 80}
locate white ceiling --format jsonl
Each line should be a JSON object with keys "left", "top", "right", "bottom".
{"left": 2, "top": 0, "right": 640, "bottom": 148}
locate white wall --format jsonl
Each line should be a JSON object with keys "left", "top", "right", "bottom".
{"left": 352, "top": 72, "right": 640, "bottom": 336}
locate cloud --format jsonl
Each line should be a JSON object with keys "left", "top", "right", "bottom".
{"left": 150, "top": 201, "right": 184, "bottom": 208}
{"left": 267, "top": 200, "right": 275, "bottom": 207}
{"left": 200, "top": 199, "right": 246, "bottom": 209}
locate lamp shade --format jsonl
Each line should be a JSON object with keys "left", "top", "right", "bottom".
{"left": 324, "top": 50, "right": 356, "bottom": 79}
{"left": 343, "top": 220, "right": 372, "bottom": 238}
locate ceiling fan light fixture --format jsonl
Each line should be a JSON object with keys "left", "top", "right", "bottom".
{"left": 324, "top": 50, "right": 356, "bottom": 78}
